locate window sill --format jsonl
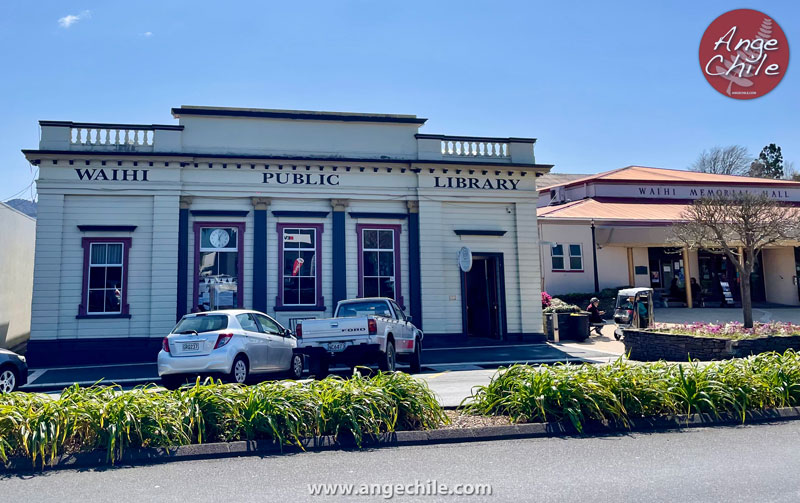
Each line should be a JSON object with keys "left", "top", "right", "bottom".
{"left": 274, "top": 306, "right": 327, "bottom": 312}
{"left": 76, "top": 314, "right": 132, "bottom": 319}
{"left": 551, "top": 270, "right": 584, "bottom": 273}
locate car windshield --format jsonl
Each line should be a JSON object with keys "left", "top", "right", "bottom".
{"left": 337, "top": 301, "right": 392, "bottom": 318}
{"left": 173, "top": 314, "right": 228, "bottom": 333}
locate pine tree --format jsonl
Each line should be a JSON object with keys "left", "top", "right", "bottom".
{"left": 749, "top": 144, "right": 784, "bottom": 179}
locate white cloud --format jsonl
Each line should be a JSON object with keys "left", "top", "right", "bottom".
{"left": 58, "top": 10, "right": 90, "bottom": 29}
{"left": 142, "top": 31, "right": 153, "bottom": 37}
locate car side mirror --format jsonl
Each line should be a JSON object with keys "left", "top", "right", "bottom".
{"left": 284, "top": 328, "right": 292, "bottom": 337}
{"left": 407, "top": 315, "right": 413, "bottom": 322}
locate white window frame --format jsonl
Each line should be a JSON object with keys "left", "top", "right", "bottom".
{"left": 87, "top": 242, "right": 124, "bottom": 314}
{"left": 361, "top": 228, "right": 397, "bottom": 300}
{"left": 281, "top": 227, "right": 318, "bottom": 306}
{"left": 552, "top": 243, "right": 583, "bottom": 271}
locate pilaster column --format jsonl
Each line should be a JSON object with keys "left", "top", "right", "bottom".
{"left": 252, "top": 197, "right": 270, "bottom": 313}
{"left": 331, "top": 199, "right": 349, "bottom": 306}
{"left": 407, "top": 200, "right": 423, "bottom": 329}
{"left": 176, "top": 196, "right": 192, "bottom": 320}
{"left": 683, "top": 247, "right": 693, "bottom": 308}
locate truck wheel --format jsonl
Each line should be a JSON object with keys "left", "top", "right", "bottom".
{"left": 409, "top": 339, "right": 422, "bottom": 374}
{"left": 310, "top": 356, "right": 329, "bottom": 379}
{"left": 379, "top": 340, "right": 396, "bottom": 372}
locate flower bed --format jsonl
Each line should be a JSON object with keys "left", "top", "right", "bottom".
{"left": 0, "top": 372, "right": 447, "bottom": 468}
{"left": 463, "top": 353, "right": 800, "bottom": 432}
{"left": 623, "top": 322, "right": 800, "bottom": 361}
{"left": 654, "top": 321, "right": 800, "bottom": 340}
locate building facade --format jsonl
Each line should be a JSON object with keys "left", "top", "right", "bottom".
{"left": 23, "top": 106, "right": 552, "bottom": 366}
{"left": 538, "top": 166, "right": 800, "bottom": 307}
{"left": 0, "top": 202, "right": 35, "bottom": 351}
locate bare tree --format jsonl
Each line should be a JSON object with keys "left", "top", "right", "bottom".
{"left": 783, "top": 161, "right": 800, "bottom": 182}
{"left": 690, "top": 146, "right": 752, "bottom": 176}
{"left": 671, "top": 193, "right": 800, "bottom": 328}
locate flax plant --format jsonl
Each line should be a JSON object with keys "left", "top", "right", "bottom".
{"left": 464, "top": 352, "right": 800, "bottom": 431}
{"left": 0, "top": 371, "right": 446, "bottom": 468}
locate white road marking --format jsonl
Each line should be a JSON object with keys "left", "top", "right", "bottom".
{"left": 424, "top": 344, "right": 550, "bottom": 352}
{"left": 22, "top": 377, "right": 156, "bottom": 390}
{"left": 26, "top": 369, "right": 47, "bottom": 384}
{"left": 30, "top": 362, "right": 156, "bottom": 372}
{"left": 423, "top": 357, "right": 615, "bottom": 369}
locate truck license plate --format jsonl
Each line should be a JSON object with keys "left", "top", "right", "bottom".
{"left": 327, "top": 342, "right": 346, "bottom": 352}
{"left": 182, "top": 342, "right": 200, "bottom": 351}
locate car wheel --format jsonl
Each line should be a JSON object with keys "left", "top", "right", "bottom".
{"left": 228, "top": 356, "right": 249, "bottom": 384}
{"left": 379, "top": 340, "right": 396, "bottom": 372}
{"left": 409, "top": 339, "right": 422, "bottom": 374}
{"left": 309, "top": 356, "right": 329, "bottom": 380}
{"left": 288, "top": 354, "right": 304, "bottom": 380}
{"left": 0, "top": 366, "right": 18, "bottom": 393}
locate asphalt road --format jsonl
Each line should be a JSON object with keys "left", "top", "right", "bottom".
{"left": 22, "top": 342, "right": 619, "bottom": 393}
{"left": 4, "top": 422, "right": 800, "bottom": 502}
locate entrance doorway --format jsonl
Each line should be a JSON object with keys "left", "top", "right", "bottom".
{"left": 461, "top": 253, "right": 506, "bottom": 339}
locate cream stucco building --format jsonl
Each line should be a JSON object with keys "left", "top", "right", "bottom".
{"left": 0, "top": 202, "right": 35, "bottom": 351}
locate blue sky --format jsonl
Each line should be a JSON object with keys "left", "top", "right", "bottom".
{"left": 1, "top": 1, "right": 798, "bottom": 201}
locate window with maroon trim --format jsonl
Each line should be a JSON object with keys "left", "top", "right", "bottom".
{"left": 277, "top": 223, "right": 324, "bottom": 308}
{"left": 356, "top": 224, "right": 403, "bottom": 307}
{"left": 79, "top": 237, "right": 131, "bottom": 317}
{"left": 193, "top": 222, "right": 245, "bottom": 312}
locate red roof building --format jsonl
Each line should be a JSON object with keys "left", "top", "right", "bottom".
{"left": 537, "top": 166, "right": 800, "bottom": 307}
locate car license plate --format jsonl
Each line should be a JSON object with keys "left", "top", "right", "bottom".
{"left": 327, "top": 342, "right": 346, "bottom": 352}
{"left": 182, "top": 342, "right": 200, "bottom": 351}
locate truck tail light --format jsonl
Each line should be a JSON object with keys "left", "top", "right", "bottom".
{"left": 214, "top": 333, "right": 234, "bottom": 349}
{"left": 296, "top": 323, "right": 302, "bottom": 338}
{"left": 162, "top": 337, "right": 170, "bottom": 353}
{"left": 368, "top": 319, "right": 378, "bottom": 335}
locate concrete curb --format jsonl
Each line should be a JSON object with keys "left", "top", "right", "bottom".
{"left": 5, "top": 407, "right": 800, "bottom": 473}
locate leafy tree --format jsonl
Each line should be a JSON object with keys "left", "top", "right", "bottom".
{"left": 690, "top": 146, "right": 751, "bottom": 176}
{"left": 672, "top": 193, "right": 800, "bottom": 328}
{"left": 749, "top": 144, "right": 784, "bottom": 179}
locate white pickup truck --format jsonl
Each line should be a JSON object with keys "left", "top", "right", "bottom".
{"left": 296, "top": 297, "right": 423, "bottom": 376}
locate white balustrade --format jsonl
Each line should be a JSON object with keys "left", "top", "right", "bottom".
{"left": 70, "top": 126, "right": 154, "bottom": 149}
{"left": 441, "top": 138, "right": 509, "bottom": 158}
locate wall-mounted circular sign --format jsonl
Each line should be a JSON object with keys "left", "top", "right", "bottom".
{"left": 699, "top": 9, "right": 789, "bottom": 100}
{"left": 458, "top": 246, "right": 473, "bottom": 273}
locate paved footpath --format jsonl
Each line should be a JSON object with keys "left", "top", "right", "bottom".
{"left": 4, "top": 421, "right": 800, "bottom": 502}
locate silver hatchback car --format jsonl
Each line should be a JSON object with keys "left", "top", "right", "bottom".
{"left": 158, "top": 310, "right": 304, "bottom": 388}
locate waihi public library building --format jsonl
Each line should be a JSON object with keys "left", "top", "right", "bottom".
{"left": 22, "top": 106, "right": 552, "bottom": 366}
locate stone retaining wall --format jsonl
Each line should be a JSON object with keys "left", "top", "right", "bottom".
{"left": 622, "top": 329, "right": 800, "bottom": 361}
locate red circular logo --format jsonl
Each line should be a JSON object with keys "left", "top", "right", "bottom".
{"left": 699, "top": 9, "right": 789, "bottom": 99}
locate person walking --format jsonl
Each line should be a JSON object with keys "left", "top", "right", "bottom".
{"left": 587, "top": 297, "right": 605, "bottom": 336}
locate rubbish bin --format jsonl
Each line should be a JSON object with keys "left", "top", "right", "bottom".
{"left": 545, "top": 312, "right": 589, "bottom": 341}
{"left": 563, "top": 313, "right": 590, "bottom": 341}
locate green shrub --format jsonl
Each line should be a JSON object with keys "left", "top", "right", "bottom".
{"left": 463, "top": 351, "right": 800, "bottom": 432}
{"left": 0, "top": 372, "right": 447, "bottom": 468}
